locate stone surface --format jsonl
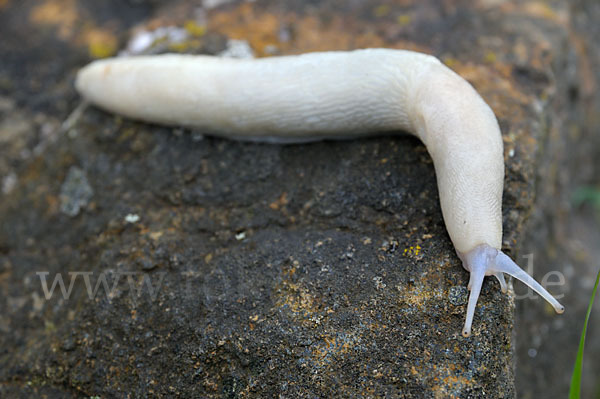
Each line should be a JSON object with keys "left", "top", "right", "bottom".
{"left": 0, "top": 0, "right": 596, "bottom": 398}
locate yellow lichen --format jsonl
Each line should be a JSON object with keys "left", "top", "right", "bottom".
{"left": 484, "top": 50, "right": 497, "bottom": 64}
{"left": 87, "top": 31, "right": 118, "bottom": 58}
{"left": 397, "top": 14, "right": 411, "bottom": 26}
{"left": 443, "top": 57, "right": 458, "bottom": 68}
{"left": 184, "top": 20, "right": 206, "bottom": 37}
{"left": 373, "top": 5, "right": 390, "bottom": 18}
{"left": 403, "top": 245, "right": 421, "bottom": 257}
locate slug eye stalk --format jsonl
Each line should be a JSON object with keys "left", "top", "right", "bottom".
{"left": 458, "top": 245, "right": 565, "bottom": 338}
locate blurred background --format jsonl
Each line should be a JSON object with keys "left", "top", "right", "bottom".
{"left": 0, "top": 0, "right": 598, "bottom": 398}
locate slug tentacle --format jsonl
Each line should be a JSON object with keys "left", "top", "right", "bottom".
{"left": 494, "top": 250, "right": 565, "bottom": 314}
{"left": 462, "top": 251, "right": 488, "bottom": 337}
{"left": 494, "top": 272, "right": 508, "bottom": 293}
{"left": 459, "top": 245, "right": 498, "bottom": 337}
{"left": 458, "top": 244, "right": 564, "bottom": 337}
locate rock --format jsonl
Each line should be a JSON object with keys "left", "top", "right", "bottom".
{"left": 0, "top": 0, "right": 595, "bottom": 398}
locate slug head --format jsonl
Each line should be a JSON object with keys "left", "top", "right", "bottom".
{"left": 457, "top": 244, "right": 564, "bottom": 337}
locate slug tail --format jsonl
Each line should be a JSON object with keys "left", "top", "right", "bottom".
{"left": 494, "top": 251, "right": 565, "bottom": 314}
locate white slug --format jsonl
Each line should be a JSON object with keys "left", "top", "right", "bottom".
{"left": 75, "top": 48, "right": 564, "bottom": 337}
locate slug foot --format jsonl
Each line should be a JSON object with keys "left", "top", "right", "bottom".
{"left": 457, "top": 244, "right": 564, "bottom": 337}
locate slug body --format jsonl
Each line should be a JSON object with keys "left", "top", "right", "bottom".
{"left": 76, "top": 49, "right": 564, "bottom": 337}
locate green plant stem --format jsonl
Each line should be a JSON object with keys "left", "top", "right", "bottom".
{"left": 569, "top": 269, "right": 600, "bottom": 399}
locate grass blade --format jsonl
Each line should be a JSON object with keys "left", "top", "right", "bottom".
{"left": 569, "top": 269, "right": 600, "bottom": 399}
